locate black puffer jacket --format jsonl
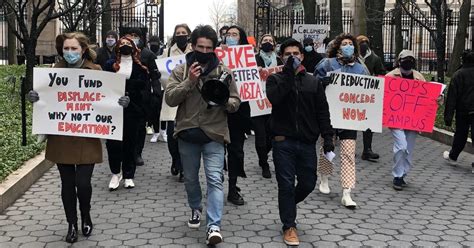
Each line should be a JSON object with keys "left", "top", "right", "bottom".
{"left": 444, "top": 63, "right": 474, "bottom": 126}
{"left": 266, "top": 68, "right": 334, "bottom": 143}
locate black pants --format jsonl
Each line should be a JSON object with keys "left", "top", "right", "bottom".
{"left": 252, "top": 115, "right": 272, "bottom": 168}
{"left": 147, "top": 91, "right": 164, "bottom": 132}
{"left": 362, "top": 130, "right": 373, "bottom": 152}
{"left": 107, "top": 116, "right": 140, "bottom": 179}
{"left": 136, "top": 117, "right": 147, "bottom": 158}
{"left": 227, "top": 122, "right": 247, "bottom": 190}
{"left": 449, "top": 114, "right": 474, "bottom": 160}
{"left": 57, "top": 164, "right": 95, "bottom": 224}
{"left": 166, "top": 121, "right": 182, "bottom": 171}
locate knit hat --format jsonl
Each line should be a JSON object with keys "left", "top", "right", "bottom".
{"left": 356, "top": 35, "right": 369, "bottom": 44}
{"left": 105, "top": 30, "right": 118, "bottom": 40}
{"left": 148, "top": 35, "right": 160, "bottom": 45}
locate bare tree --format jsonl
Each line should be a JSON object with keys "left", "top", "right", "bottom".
{"left": 209, "top": 0, "right": 228, "bottom": 33}
{"left": 302, "top": 0, "right": 316, "bottom": 24}
{"left": 353, "top": 0, "right": 367, "bottom": 36}
{"left": 329, "top": 0, "right": 343, "bottom": 39}
{"left": 1, "top": 0, "right": 81, "bottom": 90}
{"left": 366, "top": 0, "right": 386, "bottom": 58}
{"left": 447, "top": 0, "right": 471, "bottom": 76}
{"left": 394, "top": 0, "right": 404, "bottom": 58}
{"left": 5, "top": 0, "right": 16, "bottom": 64}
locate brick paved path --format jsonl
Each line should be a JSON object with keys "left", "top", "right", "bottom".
{"left": 0, "top": 130, "right": 473, "bottom": 247}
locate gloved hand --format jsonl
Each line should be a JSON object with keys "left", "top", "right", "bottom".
{"left": 118, "top": 96, "right": 130, "bottom": 108}
{"left": 28, "top": 90, "right": 39, "bottom": 103}
{"left": 323, "top": 138, "right": 335, "bottom": 153}
{"left": 282, "top": 55, "right": 295, "bottom": 77}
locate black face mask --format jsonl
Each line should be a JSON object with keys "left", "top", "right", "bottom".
{"left": 359, "top": 43, "right": 369, "bottom": 56}
{"left": 260, "top": 42, "right": 274, "bottom": 53}
{"left": 119, "top": 45, "right": 133, "bottom": 55}
{"left": 400, "top": 59, "right": 415, "bottom": 71}
{"left": 195, "top": 50, "right": 214, "bottom": 64}
{"left": 150, "top": 44, "right": 160, "bottom": 53}
{"left": 175, "top": 35, "right": 188, "bottom": 49}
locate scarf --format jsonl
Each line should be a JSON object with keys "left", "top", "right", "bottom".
{"left": 359, "top": 49, "right": 372, "bottom": 62}
{"left": 259, "top": 52, "right": 278, "bottom": 67}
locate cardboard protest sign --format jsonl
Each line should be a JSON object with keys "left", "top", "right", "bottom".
{"left": 326, "top": 72, "right": 385, "bottom": 133}
{"left": 382, "top": 76, "right": 441, "bottom": 133}
{"left": 155, "top": 55, "right": 186, "bottom": 83}
{"left": 292, "top": 24, "right": 329, "bottom": 53}
{"left": 250, "top": 65, "right": 283, "bottom": 117}
{"left": 215, "top": 45, "right": 264, "bottom": 102}
{"left": 32, "top": 68, "right": 126, "bottom": 140}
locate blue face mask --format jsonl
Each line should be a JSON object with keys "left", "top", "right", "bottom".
{"left": 292, "top": 56, "right": 301, "bottom": 70}
{"left": 226, "top": 37, "right": 239, "bottom": 46}
{"left": 341, "top": 45, "right": 354, "bottom": 58}
{"left": 304, "top": 46, "right": 313, "bottom": 52}
{"left": 63, "top": 50, "right": 82, "bottom": 64}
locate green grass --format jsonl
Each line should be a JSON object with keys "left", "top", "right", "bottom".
{"left": 0, "top": 65, "right": 44, "bottom": 182}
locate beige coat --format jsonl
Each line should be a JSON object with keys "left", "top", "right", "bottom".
{"left": 159, "top": 43, "right": 193, "bottom": 121}
{"left": 165, "top": 61, "right": 240, "bottom": 144}
{"left": 386, "top": 68, "right": 426, "bottom": 81}
{"left": 45, "top": 60, "right": 103, "bottom": 164}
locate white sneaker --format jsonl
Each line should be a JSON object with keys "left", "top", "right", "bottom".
{"left": 150, "top": 133, "right": 159, "bottom": 143}
{"left": 124, "top": 179, "right": 135, "bottom": 189}
{"left": 108, "top": 173, "right": 122, "bottom": 191}
{"left": 341, "top": 188, "right": 357, "bottom": 208}
{"left": 146, "top": 126, "right": 153, "bottom": 135}
{"left": 206, "top": 228, "right": 223, "bottom": 245}
{"left": 319, "top": 174, "right": 330, "bottom": 194}
{"left": 443, "top": 151, "right": 457, "bottom": 166}
{"left": 158, "top": 130, "right": 168, "bottom": 142}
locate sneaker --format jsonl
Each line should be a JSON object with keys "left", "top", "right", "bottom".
{"left": 401, "top": 175, "right": 408, "bottom": 187}
{"left": 158, "top": 130, "right": 168, "bottom": 142}
{"left": 227, "top": 190, "right": 244, "bottom": 205}
{"left": 283, "top": 227, "right": 299, "bottom": 246}
{"left": 261, "top": 166, "right": 271, "bottom": 179}
{"left": 178, "top": 172, "right": 184, "bottom": 183}
{"left": 150, "top": 133, "right": 159, "bottom": 143}
{"left": 108, "top": 173, "right": 122, "bottom": 190}
{"left": 136, "top": 156, "right": 145, "bottom": 166}
{"left": 206, "top": 228, "right": 223, "bottom": 245}
{"left": 393, "top": 177, "right": 403, "bottom": 191}
{"left": 146, "top": 126, "right": 153, "bottom": 135}
{"left": 187, "top": 209, "right": 201, "bottom": 229}
{"left": 124, "top": 179, "right": 135, "bottom": 189}
{"left": 443, "top": 151, "right": 458, "bottom": 165}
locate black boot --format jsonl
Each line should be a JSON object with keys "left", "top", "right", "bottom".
{"left": 362, "top": 130, "right": 379, "bottom": 161}
{"left": 136, "top": 155, "right": 144, "bottom": 166}
{"left": 178, "top": 171, "right": 184, "bottom": 183}
{"left": 261, "top": 164, "right": 271, "bottom": 179}
{"left": 170, "top": 161, "right": 179, "bottom": 176}
{"left": 66, "top": 223, "right": 78, "bottom": 243}
{"left": 227, "top": 188, "right": 245, "bottom": 205}
{"left": 81, "top": 212, "right": 93, "bottom": 237}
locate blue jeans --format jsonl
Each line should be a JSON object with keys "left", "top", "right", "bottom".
{"left": 390, "top": 129, "right": 417, "bottom": 178}
{"left": 178, "top": 139, "right": 224, "bottom": 230}
{"left": 272, "top": 138, "right": 317, "bottom": 231}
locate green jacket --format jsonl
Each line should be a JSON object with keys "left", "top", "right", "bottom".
{"left": 359, "top": 50, "right": 386, "bottom": 76}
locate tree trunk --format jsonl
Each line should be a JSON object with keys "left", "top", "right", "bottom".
{"left": 24, "top": 40, "right": 37, "bottom": 91}
{"left": 394, "top": 0, "right": 403, "bottom": 58}
{"left": 352, "top": 0, "right": 367, "bottom": 36}
{"left": 435, "top": 1, "right": 448, "bottom": 83}
{"left": 88, "top": 0, "right": 97, "bottom": 44}
{"left": 447, "top": 0, "right": 471, "bottom": 77}
{"left": 102, "top": 0, "right": 112, "bottom": 46}
{"left": 302, "top": 0, "right": 316, "bottom": 24}
{"left": 366, "top": 0, "right": 385, "bottom": 59}
{"left": 330, "top": 0, "right": 343, "bottom": 39}
{"left": 6, "top": 0, "right": 17, "bottom": 65}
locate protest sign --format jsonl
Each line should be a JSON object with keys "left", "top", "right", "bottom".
{"left": 292, "top": 24, "right": 329, "bottom": 53}
{"left": 382, "top": 76, "right": 441, "bottom": 133}
{"left": 215, "top": 45, "right": 264, "bottom": 102}
{"left": 249, "top": 65, "right": 283, "bottom": 117}
{"left": 155, "top": 55, "right": 186, "bottom": 83}
{"left": 32, "top": 68, "right": 126, "bottom": 140}
{"left": 325, "top": 72, "right": 385, "bottom": 132}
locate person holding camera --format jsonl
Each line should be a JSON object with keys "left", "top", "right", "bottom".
{"left": 165, "top": 25, "right": 240, "bottom": 245}
{"left": 266, "top": 38, "right": 334, "bottom": 246}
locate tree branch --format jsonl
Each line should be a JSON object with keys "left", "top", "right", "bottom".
{"left": 400, "top": 0, "right": 434, "bottom": 33}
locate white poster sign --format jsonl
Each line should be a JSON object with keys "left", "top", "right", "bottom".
{"left": 155, "top": 55, "right": 186, "bottom": 83}
{"left": 250, "top": 65, "right": 283, "bottom": 117}
{"left": 292, "top": 24, "right": 329, "bottom": 53}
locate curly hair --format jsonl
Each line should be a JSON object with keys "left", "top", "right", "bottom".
{"left": 327, "top": 33, "right": 359, "bottom": 59}
{"left": 55, "top": 32, "right": 97, "bottom": 62}
{"left": 113, "top": 36, "right": 148, "bottom": 74}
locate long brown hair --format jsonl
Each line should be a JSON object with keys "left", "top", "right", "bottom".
{"left": 113, "top": 36, "right": 148, "bottom": 73}
{"left": 55, "top": 32, "right": 96, "bottom": 61}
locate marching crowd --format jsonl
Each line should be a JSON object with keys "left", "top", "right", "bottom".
{"left": 27, "top": 23, "right": 474, "bottom": 246}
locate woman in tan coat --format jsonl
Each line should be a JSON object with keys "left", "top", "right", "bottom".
{"left": 28, "top": 32, "right": 129, "bottom": 243}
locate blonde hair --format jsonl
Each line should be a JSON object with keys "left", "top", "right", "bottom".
{"left": 55, "top": 32, "right": 97, "bottom": 61}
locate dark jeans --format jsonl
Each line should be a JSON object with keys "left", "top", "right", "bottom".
{"left": 252, "top": 115, "right": 272, "bottom": 168}
{"left": 363, "top": 130, "right": 373, "bottom": 152}
{"left": 272, "top": 138, "right": 317, "bottom": 231}
{"left": 449, "top": 114, "right": 474, "bottom": 160}
{"left": 147, "top": 93, "right": 162, "bottom": 132}
{"left": 227, "top": 122, "right": 247, "bottom": 187}
{"left": 166, "top": 121, "right": 182, "bottom": 171}
{"left": 136, "top": 117, "right": 147, "bottom": 157}
{"left": 57, "top": 164, "right": 95, "bottom": 224}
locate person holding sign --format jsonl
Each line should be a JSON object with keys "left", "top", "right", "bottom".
{"left": 159, "top": 24, "right": 193, "bottom": 182}
{"left": 104, "top": 36, "right": 150, "bottom": 190}
{"left": 222, "top": 25, "right": 253, "bottom": 206}
{"left": 266, "top": 38, "right": 334, "bottom": 246}
{"left": 28, "top": 32, "right": 130, "bottom": 243}
{"left": 314, "top": 33, "right": 369, "bottom": 208}
{"left": 165, "top": 25, "right": 240, "bottom": 245}
{"left": 254, "top": 34, "right": 283, "bottom": 179}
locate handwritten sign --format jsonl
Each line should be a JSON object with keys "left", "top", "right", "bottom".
{"left": 32, "top": 68, "right": 126, "bottom": 140}
{"left": 215, "top": 45, "right": 264, "bottom": 102}
{"left": 292, "top": 24, "right": 329, "bottom": 53}
{"left": 155, "top": 55, "right": 186, "bottom": 83}
{"left": 382, "top": 77, "right": 441, "bottom": 132}
{"left": 250, "top": 65, "right": 283, "bottom": 117}
{"left": 326, "top": 72, "right": 385, "bottom": 132}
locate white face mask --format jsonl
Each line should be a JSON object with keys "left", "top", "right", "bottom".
{"left": 105, "top": 38, "right": 116, "bottom": 47}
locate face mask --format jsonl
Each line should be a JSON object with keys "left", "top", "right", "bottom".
{"left": 132, "top": 38, "right": 141, "bottom": 47}
{"left": 119, "top": 45, "right": 133, "bottom": 56}
{"left": 226, "top": 37, "right": 239, "bottom": 46}
{"left": 400, "top": 59, "right": 415, "bottom": 71}
{"left": 359, "top": 43, "right": 369, "bottom": 56}
{"left": 260, "top": 42, "right": 274, "bottom": 53}
{"left": 106, "top": 38, "right": 116, "bottom": 47}
{"left": 175, "top": 35, "right": 188, "bottom": 49}
{"left": 341, "top": 44, "right": 355, "bottom": 58}
{"left": 150, "top": 44, "right": 160, "bottom": 53}
{"left": 195, "top": 50, "right": 214, "bottom": 64}
{"left": 304, "top": 45, "right": 313, "bottom": 52}
{"left": 292, "top": 56, "right": 302, "bottom": 70}
{"left": 63, "top": 50, "right": 82, "bottom": 64}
